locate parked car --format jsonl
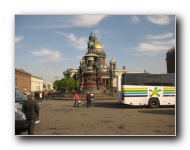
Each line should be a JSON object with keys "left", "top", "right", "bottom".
{"left": 15, "top": 86, "right": 40, "bottom": 130}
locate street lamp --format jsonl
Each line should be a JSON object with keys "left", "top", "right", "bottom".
{"left": 108, "top": 58, "right": 116, "bottom": 98}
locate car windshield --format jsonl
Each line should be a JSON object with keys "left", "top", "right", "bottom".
{"left": 15, "top": 87, "right": 27, "bottom": 102}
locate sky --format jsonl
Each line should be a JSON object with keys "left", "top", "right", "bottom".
{"left": 15, "top": 15, "right": 175, "bottom": 82}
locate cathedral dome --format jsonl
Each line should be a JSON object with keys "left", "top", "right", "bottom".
{"left": 94, "top": 41, "right": 103, "bottom": 49}
{"left": 87, "top": 33, "right": 105, "bottom": 56}
{"left": 94, "top": 35, "right": 103, "bottom": 49}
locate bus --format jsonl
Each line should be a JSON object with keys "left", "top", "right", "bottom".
{"left": 117, "top": 73, "right": 175, "bottom": 108}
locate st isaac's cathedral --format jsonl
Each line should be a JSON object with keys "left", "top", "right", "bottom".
{"left": 66, "top": 33, "right": 126, "bottom": 93}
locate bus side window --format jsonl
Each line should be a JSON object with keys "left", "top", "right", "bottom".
{"left": 143, "top": 75, "right": 162, "bottom": 86}
{"left": 162, "top": 74, "right": 175, "bottom": 86}
{"left": 125, "top": 75, "right": 143, "bottom": 85}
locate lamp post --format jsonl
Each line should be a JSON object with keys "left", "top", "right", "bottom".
{"left": 108, "top": 58, "right": 116, "bottom": 99}
{"left": 109, "top": 66, "right": 114, "bottom": 98}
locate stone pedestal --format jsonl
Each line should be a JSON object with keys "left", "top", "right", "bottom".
{"left": 82, "top": 72, "right": 102, "bottom": 92}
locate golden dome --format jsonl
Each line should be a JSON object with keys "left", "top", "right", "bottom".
{"left": 94, "top": 41, "right": 103, "bottom": 49}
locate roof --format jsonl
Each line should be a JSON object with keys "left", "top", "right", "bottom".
{"left": 15, "top": 68, "right": 32, "bottom": 76}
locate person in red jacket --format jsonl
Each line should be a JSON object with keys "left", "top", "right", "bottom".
{"left": 73, "top": 92, "right": 80, "bottom": 107}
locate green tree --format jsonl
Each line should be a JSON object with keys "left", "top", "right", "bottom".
{"left": 53, "top": 80, "right": 60, "bottom": 90}
{"left": 58, "top": 78, "right": 67, "bottom": 92}
{"left": 56, "top": 77, "right": 80, "bottom": 92}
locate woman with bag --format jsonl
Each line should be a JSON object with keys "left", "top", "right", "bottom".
{"left": 73, "top": 92, "right": 80, "bottom": 107}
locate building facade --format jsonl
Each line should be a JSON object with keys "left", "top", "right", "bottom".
{"left": 15, "top": 68, "right": 31, "bottom": 92}
{"left": 15, "top": 68, "right": 43, "bottom": 92}
{"left": 43, "top": 82, "right": 53, "bottom": 91}
{"left": 66, "top": 68, "right": 78, "bottom": 77}
{"left": 166, "top": 47, "right": 175, "bottom": 73}
{"left": 31, "top": 75, "right": 43, "bottom": 92}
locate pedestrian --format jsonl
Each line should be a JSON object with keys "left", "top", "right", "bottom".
{"left": 39, "top": 91, "right": 42, "bottom": 103}
{"left": 73, "top": 92, "right": 80, "bottom": 107}
{"left": 90, "top": 93, "right": 94, "bottom": 107}
{"left": 86, "top": 91, "right": 91, "bottom": 108}
{"left": 36, "top": 91, "right": 40, "bottom": 102}
{"left": 59, "top": 89, "right": 62, "bottom": 100}
{"left": 22, "top": 93, "right": 40, "bottom": 135}
{"left": 42, "top": 91, "right": 45, "bottom": 100}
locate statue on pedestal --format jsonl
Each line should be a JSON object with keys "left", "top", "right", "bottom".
{"left": 94, "top": 57, "right": 102, "bottom": 73}
{"left": 87, "top": 32, "right": 95, "bottom": 49}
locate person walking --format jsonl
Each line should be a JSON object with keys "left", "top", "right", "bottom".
{"left": 22, "top": 93, "right": 40, "bottom": 135}
{"left": 34, "top": 91, "right": 38, "bottom": 101}
{"left": 39, "top": 91, "right": 42, "bottom": 103}
{"left": 36, "top": 91, "right": 40, "bottom": 102}
{"left": 86, "top": 92, "right": 91, "bottom": 108}
{"left": 73, "top": 92, "right": 80, "bottom": 107}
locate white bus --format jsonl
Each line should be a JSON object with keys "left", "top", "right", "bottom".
{"left": 117, "top": 73, "right": 175, "bottom": 108}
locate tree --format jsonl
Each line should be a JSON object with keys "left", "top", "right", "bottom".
{"left": 55, "top": 77, "right": 80, "bottom": 92}
{"left": 53, "top": 80, "right": 60, "bottom": 90}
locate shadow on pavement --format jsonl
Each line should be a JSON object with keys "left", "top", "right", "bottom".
{"left": 138, "top": 109, "right": 175, "bottom": 115}
{"left": 87, "top": 101, "right": 146, "bottom": 109}
{"left": 84, "top": 101, "right": 175, "bottom": 110}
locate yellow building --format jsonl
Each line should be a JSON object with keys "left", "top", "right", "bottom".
{"left": 43, "top": 82, "right": 53, "bottom": 91}
{"left": 31, "top": 75, "right": 43, "bottom": 92}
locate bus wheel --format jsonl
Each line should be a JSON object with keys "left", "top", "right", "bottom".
{"left": 148, "top": 98, "right": 160, "bottom": 108}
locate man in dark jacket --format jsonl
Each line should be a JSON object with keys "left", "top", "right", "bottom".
{"left": 22, "top": 94, "right": 40, "bottom": 135}
{"left": 86, "top": 92, "right": 91, "bottom": 108}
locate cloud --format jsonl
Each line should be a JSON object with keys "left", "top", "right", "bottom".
{"left": 93, "top": 28, "right": 111, "bottom": 40}
{"left": 134, "top": 52, "right": 157, "bottom": 56}
{"left": 133, "top": 32, "right": 175, "bottom": 55}
{"left": 146, "top": 33, "right": 173, "bottom": 39}
{"left": 136, "top": 43, "right": 170, "bottom": 52}
{"left": 15, "top": 36, "right": 23, "bottom": 43}
{"left": 147, "top": 15, "right": 173, "bottom": 25}
{"left": 30, "top": 48, "right": 64, "bottom": 62}
{"left": 135, "top": 39, "right": 175, "bottom": 53}
{"left": 69, "top": 15, "right": 106, "bottom": 27}
{"left": 15, "top": 35, "right": 24, "bottom": 49}
{"left": 131, "top": 16, "right": 140, "bottom": 24}
{"left": 56, "top": 32, "right": 87, "bottom": 50}
{"left": 23, "top": 15, "right": 106, "bottom": 29}
{"left": 151, "top": 39, "right": 175, "bottom": 45}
